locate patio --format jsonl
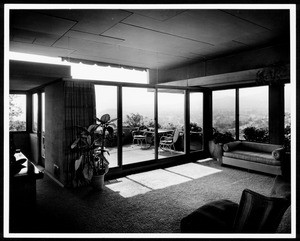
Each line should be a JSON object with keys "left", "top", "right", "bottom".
{"left": 107, "top": 144, "right": 185, "bottom": 168}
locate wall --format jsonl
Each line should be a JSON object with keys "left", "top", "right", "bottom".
{"left": 149, "top": 43, "right": 290, "bottom": 84}
{"left": 45, "top": 81, "right": 65, "bottom": 185}
{"left": 11, "top": 132, "right": 30, "bottom": 158}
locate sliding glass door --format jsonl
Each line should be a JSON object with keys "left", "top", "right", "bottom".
{"left": 95, "top": 83, "right": 204, "bottom": 170}
{"left": 122, "top": 87, "right": 155, "bottom": 165}
{"left": 158, "top": 89, "right": 185, "bottom": 159}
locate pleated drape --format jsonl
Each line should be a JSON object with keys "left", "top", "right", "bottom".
{"left": 64, "top": 81, "right": 95, "bottom": 186}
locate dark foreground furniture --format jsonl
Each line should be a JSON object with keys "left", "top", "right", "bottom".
{"left": 181, "top": 176, "right": 291, "bottom": 233}
{"left": 10, "top": 151, "right": 44, "bottom": 232}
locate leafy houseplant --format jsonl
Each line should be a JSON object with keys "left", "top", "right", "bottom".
{"left": 209, "top": 128, "right": 234, "bottom": 162}
{"left": 71, "top": 114, "right": 117, "bottom": 189}
{"left": 212, "top": 128, "right": 234, "bottom": 144}
{"left": 242, "top": 126, "right": 269, "bottom": 143}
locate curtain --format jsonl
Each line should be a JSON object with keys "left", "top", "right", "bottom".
{"left": 64, "top": 81, "right": 95, "bottom": 187}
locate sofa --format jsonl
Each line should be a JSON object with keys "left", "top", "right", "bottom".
{"left": 222, "top": 141, "right": 285, "bottom": 175}
{"left": 181, "top": 175, "right": 291, "bottom": 233}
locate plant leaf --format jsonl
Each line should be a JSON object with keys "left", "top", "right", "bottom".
{"left": 88, "top": 124, "right": 100, "bottom": 133}
{"left": 74, "top": 155, "right": 83, "bottom": 171}
{"left": 108, "top": 117, "right": 118, "bottom": 123}
{"left": 100, "top": 114, "right": 110, "bottom": 123}
{"left": 83, "top": 163, "right": 93, "bottom": 181}
{"left": 76, "top": 125, "right": 89, "bottom": 135}
{"left": 87, "top": 135, "right": 92, "bottom": 145}
{"left": 71, "top": 138, "right": 80, "bottom": 149}
{"left": 99, "top": 153, "right": 110, "bottom": 165}
{"left": 108, "top": 123, "right": 117, "bottom": 128}
{"left": 95, "top": 117, "right": 101, "bottom": 123}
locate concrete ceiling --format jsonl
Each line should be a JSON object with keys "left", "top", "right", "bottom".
{"left": 10, "top": 9, "right": 289, "bottom": 71}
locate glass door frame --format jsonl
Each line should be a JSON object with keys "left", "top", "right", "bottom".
{"left": 80, "top": 78, "right": 206, "bottom": 175}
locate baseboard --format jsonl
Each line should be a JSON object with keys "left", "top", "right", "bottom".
{"left": 44, "top": 170, "right": 65, "bottom": 188}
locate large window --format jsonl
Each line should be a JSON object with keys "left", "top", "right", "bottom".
{"left": 239, "top": 86, "right": 268, "bottom": 142}
{"left": 32, "top": 93, "right": 38, "bottom": 133}
{"left": 9, "top": 94, "right": 26, "bottom": 131}
{"left": 95, "top": 85, "right": 118, "bottom": 168}
{"left": 190, "top": 92, "right": 203, "bottom": 151}
{"left": 213, "top": 89, "right": 235, "bottom": 137}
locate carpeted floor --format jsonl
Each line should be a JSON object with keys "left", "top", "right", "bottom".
{"left": 10, "top": 159, "right": 276, "bottom": 234}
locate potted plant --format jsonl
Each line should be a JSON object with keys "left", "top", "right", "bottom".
{"left": 209, "top": 128, "right": 234, "bottom": 162}
{"left": 71, "top": 114, "right": 117, "bottom": 190}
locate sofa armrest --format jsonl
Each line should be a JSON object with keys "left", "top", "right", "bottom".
{"left": 272, "top": 147, "right": 285, "bottom": 160}
{"left": 223, "top": 141, "right": 241, "bottom": 152}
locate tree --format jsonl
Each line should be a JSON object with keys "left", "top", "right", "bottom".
{"left": 9, "top": 95, "right": 26, "bottom": 131}
{"left": 124, "top": 113, "right": 144, "bottom": 127}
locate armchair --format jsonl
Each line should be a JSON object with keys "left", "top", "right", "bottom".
{"left": 132, "top": 126, "right": 149, "bottom": 145}
{"left": 159, "top": 129, "right": 180, "bottom": 152}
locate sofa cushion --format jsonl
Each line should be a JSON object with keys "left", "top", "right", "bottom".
{"left": 181, "top": 199, "right": 238, "bottom": 233}
{"left": 233, "top": 189, "right": 290, "bottom": 233}
{"left": 239, "top": 141, "right": 283, "bottom": 153}
{"left": 223, "top": 150, "right": 281, "bottom": 166}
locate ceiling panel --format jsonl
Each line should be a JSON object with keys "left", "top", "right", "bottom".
{"left": 223, "top": 10, "right": 290, "bottom": 31}
{"left": 64, "top": 30, "right": 124, "bottom": 45}
{"left": 69, "top": 41, "right": 190, "bottom": 69}
{"left": 11, "top": 28, "right": 62, "bottom": 46}
{"left": 11, "top": 28, "right": 35, "bottom": 43}
{"left": 121, "top": 10, "right": 270, "bottom": 45}
{"left": 130, "top": 9, "right": 186, "bottom": 21}
{"left": 39, "top": 9, "right": 132, "bottom": 34}
{"left": 103, "top": 23, "right": 214, "bottom": 56}
{"left": 10, "top": 10, "right": 76, "bottom": 35}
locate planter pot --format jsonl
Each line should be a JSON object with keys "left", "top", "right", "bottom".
{"left": 91, "top": 174, "right": 105, "bottom": 191}
{"left": 91, "top": 165, "right": 109, "bottom": 191}
{"left": 208, "top": 141, "right": 223, "bottom": 163}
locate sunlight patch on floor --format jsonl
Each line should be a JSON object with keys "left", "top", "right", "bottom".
{"left": 106, "top": 177, "right": 151, "bottom": 198}
{"left": 127, "top": 169, "right": 191, "bottom": 190}
{"left": 106, "top": 159, "right": 221, "bottom": 198}
{"left": 165, "top": 162, "right": 222, "bottom": 179}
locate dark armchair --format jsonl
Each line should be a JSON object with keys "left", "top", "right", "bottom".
{"left": 181, "top": 176, "right": 291, "bottom": 233}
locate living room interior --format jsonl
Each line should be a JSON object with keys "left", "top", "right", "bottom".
{"left": 4, "top": 4, "right": 298, "bottom": 238}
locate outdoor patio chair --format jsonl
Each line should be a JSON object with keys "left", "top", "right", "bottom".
{"left": 159, "top": 129, "right": 180, "bottom": 152}
{"left": 132, "top": 126, "right": 149, "bottom": 145}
